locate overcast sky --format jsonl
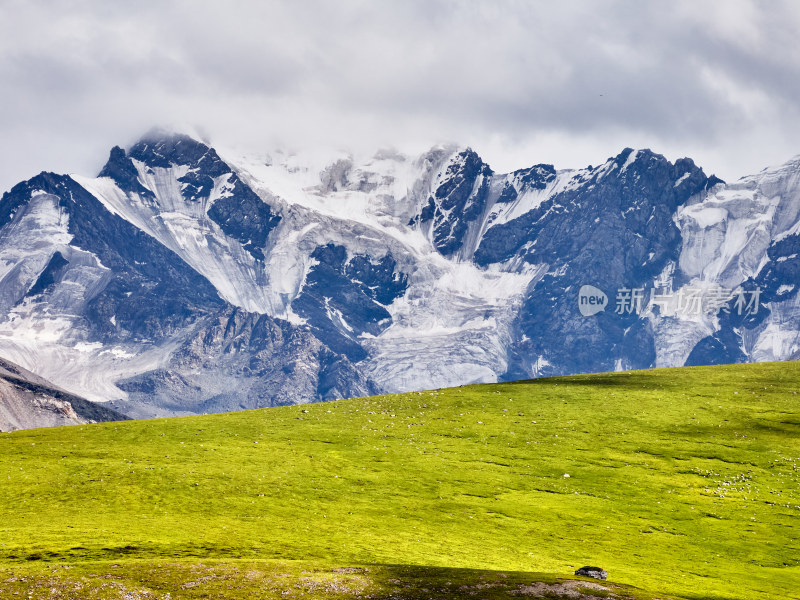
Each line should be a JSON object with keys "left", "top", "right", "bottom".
{"left": 1, "top": 0, "right": 800, "bottom": 193}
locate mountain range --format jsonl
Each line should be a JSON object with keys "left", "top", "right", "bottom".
{"left": 0, "top": 130, "right": 798, "bottom": 419}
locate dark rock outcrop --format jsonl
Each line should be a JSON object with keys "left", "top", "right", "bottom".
{"left": 292, "top": 243, "right": 407, "bottom": 362}
{"left": 574, "top": 566, "right": 608, "bottom": 581}
{"left": 418, "top": 149, "right": 494, "bottom": 256}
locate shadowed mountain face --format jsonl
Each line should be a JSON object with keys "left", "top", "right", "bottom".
{"left": 0, "top": 357, "right": 129, "bottom": 431}
{"left": 475, "top": 149, "right": 713, "bottom": 376}
{"left": 0, "top": 131, "right": 797, "bottom": 418}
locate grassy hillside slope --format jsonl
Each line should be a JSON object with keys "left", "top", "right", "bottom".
{"left": 0, "top": 362, "right": 798, "bottom": 599}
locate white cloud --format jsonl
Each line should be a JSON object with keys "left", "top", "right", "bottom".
{"left": 1, "top": 0, "right": 799, "bottom": 192}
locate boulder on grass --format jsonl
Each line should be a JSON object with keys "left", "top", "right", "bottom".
{"left": 575, "top": 566, "right": 608, "bottom": 580}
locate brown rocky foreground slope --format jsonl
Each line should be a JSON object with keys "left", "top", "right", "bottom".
{"left": 0, "top": 357, "right": 128, "bottom": 431}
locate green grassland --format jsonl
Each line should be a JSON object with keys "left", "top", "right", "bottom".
{"left": 0, "top": 361, "right": 799, "bottom": 599}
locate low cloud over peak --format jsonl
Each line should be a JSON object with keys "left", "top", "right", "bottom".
{"left": 1, "top": 0, "right": 799, "bottom": 192}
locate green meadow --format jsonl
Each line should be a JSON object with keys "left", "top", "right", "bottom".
{"left": 0, "top": 361, "right": 798, "bottom": 599}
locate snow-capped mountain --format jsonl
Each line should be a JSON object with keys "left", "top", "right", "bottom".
{"left": 0, "top": 130, "right": 797, "bottom": 417}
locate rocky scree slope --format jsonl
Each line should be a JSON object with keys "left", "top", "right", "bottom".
{"left": 0, "top": 356, "right": 127, "bottom": 431}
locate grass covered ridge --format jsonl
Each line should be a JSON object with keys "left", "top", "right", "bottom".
{"left": 0, "top": 361, "right": 799, "bottom": 599}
